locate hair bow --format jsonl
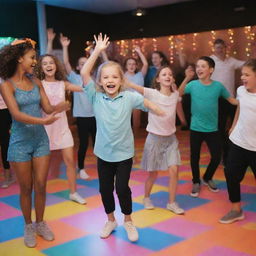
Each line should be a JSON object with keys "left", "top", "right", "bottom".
{"left": 11, "top": 38, "right": 36, "bottom": 48}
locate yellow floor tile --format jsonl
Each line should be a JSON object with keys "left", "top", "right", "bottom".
{"left": 0, "top": 238, "right": 45, "bottom": 256}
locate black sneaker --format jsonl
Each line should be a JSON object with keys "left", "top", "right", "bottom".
{"left": 190, "top": 183, "right": 200, "bottom": 197}
{"left": 202, "top": 179, "right": 219, "bottom": 192}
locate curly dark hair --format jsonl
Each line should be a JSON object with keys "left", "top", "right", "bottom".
{"left": 152, "top": 65, "right": 174, "bottom": 92}
{"left": 0, "top": 41, "right": 34, "bottom": 79}
{"left": 34, "top": 54, "right": 67, "bottom": 81}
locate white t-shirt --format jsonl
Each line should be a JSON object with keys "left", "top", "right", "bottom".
{"left": 144, "top": 88, "right": 179, "bottom": 136}
{"left": 210, "top": 55, "right": 244, "bottom": 97}
{"left": 229, "top": 86, "right": 256, "bottom": 151}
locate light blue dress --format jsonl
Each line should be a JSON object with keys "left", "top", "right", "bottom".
{"left": 7, "top": 79, "right": 49, "bottom": 162}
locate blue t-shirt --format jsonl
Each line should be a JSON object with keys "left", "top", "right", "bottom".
{"left": 125, "top": 71, "right": 144, "bottom": 86}
{"left": 185, "top": 80, "right": 230, "bottom": 132}
{"left": 84, "top": 80, "right": 147, "bottom": 162}
{"left": 67, "top": 71, "right": 94, "bottom": 117}
{"left": 144, "top": 66, "right": 157, "bottom": 87}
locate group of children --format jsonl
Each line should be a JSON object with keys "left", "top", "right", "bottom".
{"left": 0, "top": 32, "right": 255, "bottom": 247}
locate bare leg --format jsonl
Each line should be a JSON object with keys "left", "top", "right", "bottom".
{"left": 107, "top": 212, "right": 116, "bottom": 222}
{"left": 32, "top": 155, "right": 50, "bottom": 222}
{"left": 12, "top": 161, "right": 33, "bottom": 224}
{"left": 61, "top": 147, "right": 76, "bottom": 194}
{"left": 124, "top": 214, "right": 132, "bottom": 222}
{"left": 231, "top": 202, "right": 242, "bottom": 212}
{"left": 168, "top": 165, "right": 179, "bottom": 203}
{"left": 144, "top": 171, "right": 158, "bottom": 198}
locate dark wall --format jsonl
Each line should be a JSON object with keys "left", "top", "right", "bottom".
{"left": 46, "top": 5, "right": 103, "bottom": 67}
{"left": 2, "top": 0, "right": 254, "bottom": 66}
{"left": 45, "top": 0, "right": 256, "bottom": 66}
{"left": 103, "top": 0, "right": 256, "bottom": 40}
{"left": 0, "top": 0, "right": 38, "bottom": 41}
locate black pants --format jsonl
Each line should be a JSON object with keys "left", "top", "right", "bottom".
{"left": 0, "top": 109, "right": 11, "bottom": 169}
{"left": 97, "top": 157, "right": 133, "bottom": 215}
{"left": 225, "top": 142, "right": 256, "bottom": 203}
{"left": 190, "top": 130, "right": 221, "bottom": 184}
{"left": 218, "top": 98, "right": 236, "bottom": 164}
{"left": 76, "top": 117, "right": 96, "bottom": 170}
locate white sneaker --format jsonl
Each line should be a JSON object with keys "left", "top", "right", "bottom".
{"left": 100, "top": 220, "right": 118, "bottom": 238}
{"left": 69, "top": 192, "right": 86, "bottom": 204}
{"left": 1, "top": 176, "right": 15, "bottom": 188}
{"left": 79, "top": 169, "right": 90, "bottom": 179}
{"left": 166, "top": 202, "right": 185, "bottom": 215}
{"left": 124, "top": 221, "right": 139, "bottom": 242}
{"left": 143, "top": 197, "right": 154, "bottom": 210}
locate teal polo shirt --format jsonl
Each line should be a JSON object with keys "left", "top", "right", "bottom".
{"left": 185, "top": 80, "right": 230, "bottom": 132}
{"left": 84, "top": 80, "right": 147, "bottom": 162}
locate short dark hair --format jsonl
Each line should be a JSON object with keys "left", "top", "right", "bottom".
{"left": 243, "top": 59, "right": 256, "bottom": 72}
{"left": 213, "top": 38, "right": 226, "bottom": 46}
{"left": 152, "top": 51, "right": 169, "bottom": 66}
{"left": 198, "top": 56, "right": 215, "bottom": 69}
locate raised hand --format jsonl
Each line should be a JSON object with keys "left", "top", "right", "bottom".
{"left": 59, "top": 33, "right": 70, "bottom": 47}
{"left": 134, "top": 45, "right": 142, "bottom": 54}
{"left": 47, "top": 28, "right": 56, "bottom": 42}
{"left": 93, "top": 33, "right": 110, "bottom": 52}
{"left": 185, "top": 66, "right": 195, "bottom": 80}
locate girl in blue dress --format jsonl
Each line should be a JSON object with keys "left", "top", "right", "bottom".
{"left": 0, "top": 39, "right": 69, "bottom": 248}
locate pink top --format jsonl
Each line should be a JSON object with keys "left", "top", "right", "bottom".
{"left": 144, "top": 88, "right": 179, "bottom": 136}
{"left": 42, "top": 80, "right": 74, "bottom": 150}
{"left": 0, "top": 78, "right": 7, "bottom": 109}
{"left": 0, "top": 94, "right": 7, "bottom": 109}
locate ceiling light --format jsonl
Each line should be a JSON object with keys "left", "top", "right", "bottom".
{"left": 132, "top": 7, "right": 146, "bottom": 16}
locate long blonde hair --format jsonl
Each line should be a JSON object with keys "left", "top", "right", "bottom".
{"left": 95, "top": 61, "right": 125, "bottom": 93}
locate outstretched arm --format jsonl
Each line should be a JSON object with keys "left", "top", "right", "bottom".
{"left": 60, "top": 33, "right": 72, "bottom": 74}
{"left": 134, "top": 46, "right": 148, "bottom": 77}
{"left": 125, "top": 79, "right": 144, "bottom": 95}
{"left": 65, "top": 81, "right": 83, "bottom": 92}
{"left": 144, "top": 98, "right": 165, "bottom": 116}
{"left": 46, "top": 28, "right": 56, "bottom": 54}
{"left": 226, "top": 97, "right": 239, "bottom": 105}
{"left": 81, "top": 33, "right": 110, "bottom": 85}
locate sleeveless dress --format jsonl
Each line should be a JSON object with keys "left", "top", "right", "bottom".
{"left": 7, "top": 79, "right": 49, "bottom": 162}
{"left": 42, "top": 80, "right": 74, "bottom": 150}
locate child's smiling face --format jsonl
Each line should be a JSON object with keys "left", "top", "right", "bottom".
{"left": 241, "top": 66, "right": 256, "bottom": 92}
{"left": 196, "top": 59, "right": 213, "bottom": 80}
{"left": 100, "top": 65, "right": 122, "bottom": 98}
{"left": 41, "top": 56, "right": 56, "bottom": 78}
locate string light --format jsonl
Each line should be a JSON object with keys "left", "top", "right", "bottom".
{"left": 209, "top": 30, "right": 216, "bottom": 52}
{"left": 244, "top": 26, "right": 252, "bottom": 57}
{"left": 112, "top": 25, "right": 256, "bottom": 62}
{"left": 227, "top": 29, "right": 234, "bottom": 56}
{"left": 152, "top": 38, "right": 158, "bottom": 51}
{"left": 192, "top": 33, "right": 198, "bottom": 51}
{"left": 168, "top": 36, "right": 174, "bottom": 64}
